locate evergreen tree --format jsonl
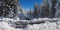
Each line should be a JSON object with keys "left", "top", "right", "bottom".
{"left": 55, "top": 1, "right": 60, "bottom": 17}
{"left": 34, "top": 2, "right": 39, "bottom": 18}
{"left": 43, "top": 0, "right": 49, "bottom": 17}
{"left": 40, "top": 0, "right": 49, "bottom": 18}
{"left": 0, "top": 0, "right": 11, "bottom": 17}
{"left": 0, "top": 0, "right": 21, "bottom": 18}
{"left": 51, "top": 0, "right": 57, "bottom": 18}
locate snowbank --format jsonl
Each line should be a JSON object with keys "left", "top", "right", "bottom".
{"left": 0, "top": 21, "right": 15, "bottom": 30}
{"left": 26, "top": 22, "right": 60, "bottom": 30}
{"left": 0, "top": 18, "right": 60, "bottom": 30}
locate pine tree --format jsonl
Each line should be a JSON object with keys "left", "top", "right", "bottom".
{"left": 54, "top": 1, "right": 60, "bottom": 17}
{"left": 34, "top": 2, "right": 38, "bottom": 18}
{"left": 0, "top": 0, "right": 20, "bottom": 18}
{"left": 30, "top": 9, "right": 33, "bottom": 15}
{"left": 51, "top": 0, "right": 57, "bottom": 18}
{"left": 0, "top": 0, "right": 11, "bottom": 17}
{"left": 40, "top": 0, "right": 49, "bottom": 17}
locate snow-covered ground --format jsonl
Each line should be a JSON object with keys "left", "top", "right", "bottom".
{"left": 0, "top": 18, "right": 60, "bottom": 30}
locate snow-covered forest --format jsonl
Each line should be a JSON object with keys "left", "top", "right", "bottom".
{"left": 0, "top": 0, "right": 60, "bottom": 30}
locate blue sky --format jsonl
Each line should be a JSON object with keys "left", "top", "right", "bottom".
{"left": 19, "top": 0, "right": 43, "bottom": 11}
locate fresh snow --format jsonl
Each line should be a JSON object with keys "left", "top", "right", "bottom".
{"left": 0, "top": 18, "right": 60, "bottom": 30}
